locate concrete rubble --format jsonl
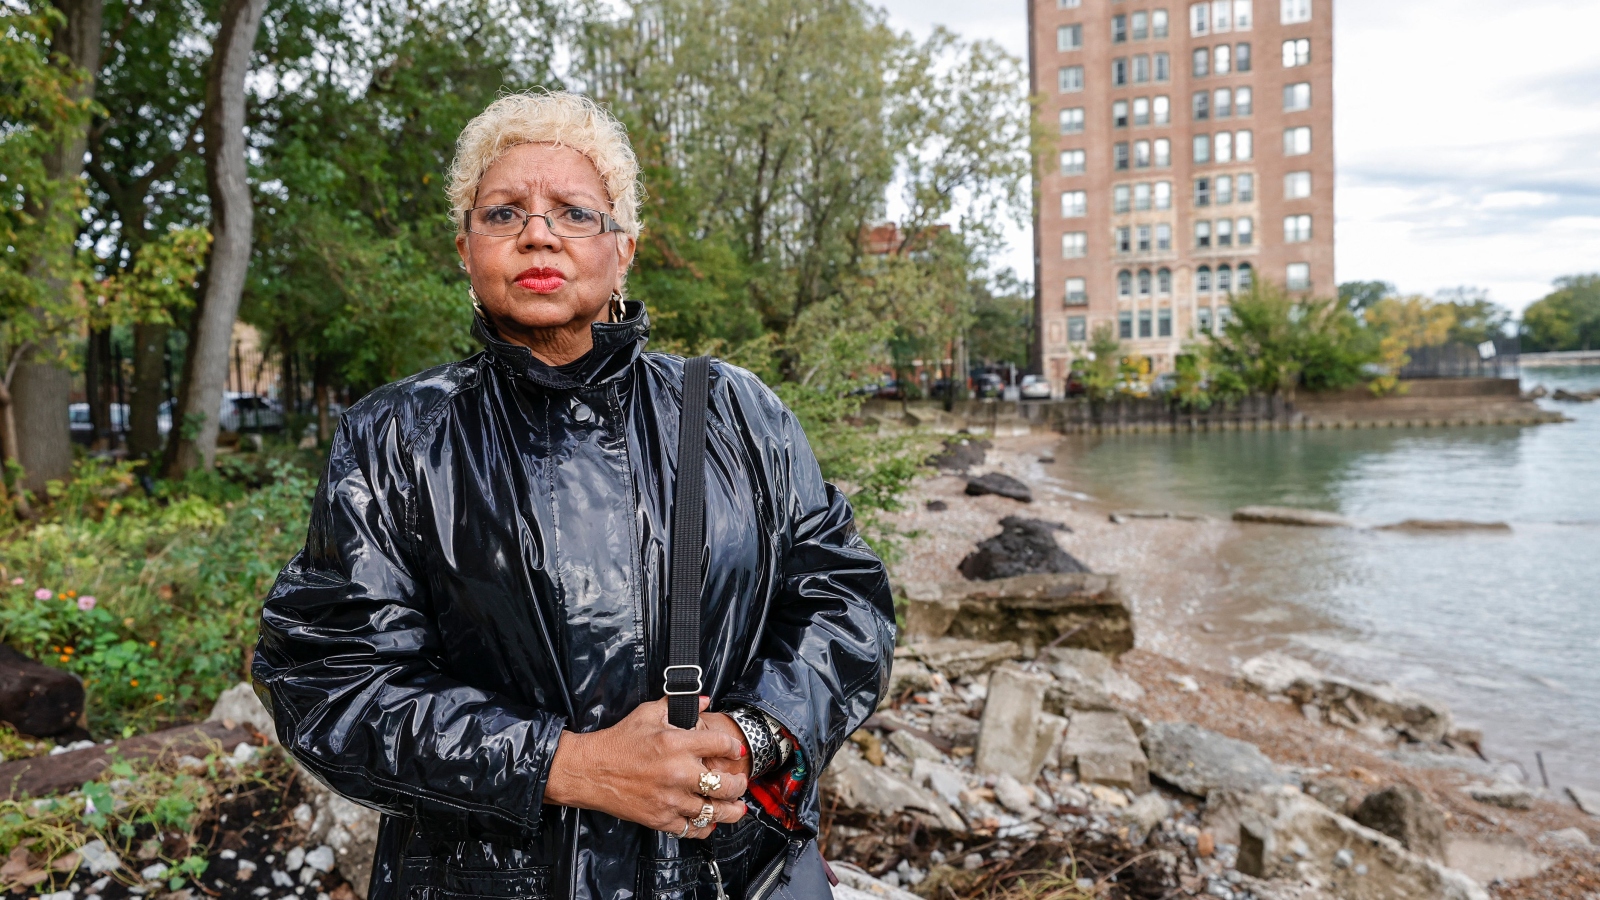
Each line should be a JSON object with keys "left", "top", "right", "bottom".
{"left": 1237, "top": 652, "right": 1453, "bottom": 743}
{"left": 1142, "top": 721, "right": 1296, "bottom": 796}
{"left": 900, "top": 572, "right": 1134, "bottom": 655}
{"left": 1231, "top": 506, "right": 1355, "bottom": 528}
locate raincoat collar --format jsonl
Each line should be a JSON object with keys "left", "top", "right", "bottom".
{"left": 472, "top": 300, "right": 650, "bottom": 390}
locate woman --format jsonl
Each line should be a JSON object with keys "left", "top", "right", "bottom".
{"left": 252, "top": 91, "right": 895, "bottom": 900}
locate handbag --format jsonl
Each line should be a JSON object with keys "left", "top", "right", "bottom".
{"left": 663, "top": 357, "right": 832, "bottom": 900}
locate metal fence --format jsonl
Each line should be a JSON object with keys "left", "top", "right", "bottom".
{"left": 1398, "top": 338, "right": 1520, "bottom": 380}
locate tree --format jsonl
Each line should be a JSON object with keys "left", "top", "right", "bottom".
{"left": 164, "top": 0, "right": 266, "bottom": 477}
{"left": 1206, "top": 279, "right": 1376, "bottom": 398}
{"left": 1520, "top": 275, "right": 1600, "bottom": 352}
{"left": 1339, "top": 280, "right": 1393, "bottom": 314}
{"left": 1072, "top": 323, "right": 1122, "bottom": 403}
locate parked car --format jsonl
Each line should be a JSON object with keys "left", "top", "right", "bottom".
{"left": 1019, "top": 374, "right": 1053, "bottom": 400}
{"left": 221, "top": 392, "right": 285, "bottom": 432}
{"left": 1064, "top": 368, "right": 1089, "bottom": 397}
{"left": 1150, "top": 372, "right": 1179, "bottom": 396}
{"left": 872, "top": 379, "right": 904, "bottom": 400}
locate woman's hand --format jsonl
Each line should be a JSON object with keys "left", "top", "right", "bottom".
{"left": 698, "top": 712, "right": 752, "bottom": 781}
{"left": 545, "top": 697, "right": 750, "bottom": 838}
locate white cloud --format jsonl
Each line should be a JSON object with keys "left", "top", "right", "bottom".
{"left": 875, "top": 0, "right": 1600, "bottom": 312}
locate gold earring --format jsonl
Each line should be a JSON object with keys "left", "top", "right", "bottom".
{"left": 469, "top": 285, "right": 486, "bottom": 316}
{"left": 610, "top": 291, "right": 625, "bottom": 323}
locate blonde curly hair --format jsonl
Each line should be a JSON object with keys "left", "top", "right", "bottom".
{"left": 447, "top": 91, "right": 643, "bottom": 239}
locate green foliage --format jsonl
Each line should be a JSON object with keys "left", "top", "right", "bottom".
{"left": 1073, "top": 323, "right": 1122, "bottom": 403}
{"left": 1338, "top": 280, "right": 1393, "bottom": 314}
{"left": 966, "top": 271, "right": 1032, "bottom": 367}
{"left": 1204, "top": 279, "right": 1377, "bottom": 397}
{"left": 1520, "top": 274, "right": 1600, "bottom": 351}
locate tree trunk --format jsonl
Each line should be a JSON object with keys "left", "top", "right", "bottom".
{"left": 85, "top": 327, "right": 112, "bottom": 450}
{"left": 313, "top": 359, "right": 331, "bottom": 447}
{"left": 162, "top": 0, "right": 267, "bottom": 477}
{"left": 14, "top": 0, "right": 105, "bottom": 492}
{"left": 127, "top": 322, "right": 168, "bottom": 461}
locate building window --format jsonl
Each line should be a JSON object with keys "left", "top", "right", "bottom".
{"left": 1068, "top": 315, "right": 1088, "bottom": 341}
{"left": 1215, "top": 131, "right": 1233, "bottom": 163}
{"left": 1155, "top": 52, "right": 1170, "bottom": 81}
{"left": 1119, "top": 310, "right": 1134, "bottom": 339}
{"left": 1135, "top": 182, "right": 1152, "bottom": 210}
{"left": 1236, "top": 42, "right": 1252, "bottom": 71}
{"left": 1237, "top": 173, "right": 1254, "bottom": 201}
{"left": 1158, "top": 307, "right": 1173, "bottom": 337}
{"left": 1135, "top": 140, "right": 1151, "bottom": 167}
{"left": 1196, "top": 220, "right": 1212, "bottom": 248}
{"left": 1217, "top": 217, "right": 1233, "bottom": 247}
{"left": 1234, "top": 0, "right": 1253, "bottom": 29}
{"left": 1133, "top": 97, "right": 1150, "bottom": 126}
{"left": 1060, "top": 107, "right": 1085, "bottom": 133}
{"left": 1058, "top": 23, "right": 1083, "bottom": 51}
{"left": 1284, "top": 213, "right": 1311, "bottom": 242}
{"left": 1237, "top": 216, "right": 1254, "bottom": 245}
{"left": 1114, "top": 100, "right": 1129, "bottom": 127}
{"left": 1118, "top": 270, "right": 1134, "bottom": 297}
{"left": 1113, "top": 57, "right": 1128, "bottom": 85}
{"left": 1214, "top": 44, "right": 1231, "bottom": 74}
{"left": 1192, "top": 91, "right": 1210, "bottom": 120}
{"left": 1138, "top": 268, "right": 1153, "bottom": 294}
{"left": 1113, "top": 14, "right": 1128, "bottom": 42}
{"left": 1198, "top": 306, "right": 1213, "bottom": 331}
{"left": 1281, "top": 0, "right": 1311, "bottom": 24}
{"left": 1115, "top": 142, "right": 1130, "bottom": 170}
{"left": 1155, "top": 181, "right": 1173, "bottom": 209}
{"left": 1212, "top": 0, "right": 1231, "bottom": 32}
{"left": 1283, "top": 38, "right": 1310, "bottom": 67}
{"left": 1114, "top": 184, "right": 1132, "bottom": 213}
{"left": 1158, "top": 267, "right": 1172, "bottom": 293}
{"left": 1286, "top": 262, "right": 1310, "bottom": 290}
{"left": 1236, "top": 130, "right": 1253, "bottom": 159}
{"left": 1197, "top": 265, "right": 1212, "bottom": 291}
{"left": 1059, "top": 0, "right": 1082, "bottom": 8}
{"left": 1218, "top": 264, "right": 1233, "bottom": 292}
{"left": 1133, "top": 54, "right": 1151, "bottom": 83}
{"left": 1156, "top": 223, "right": 1173, "bottom": 250}
{"left": 1193, "top": 134, "right": 1211, "bottom": 163}
{"left": 1190, "top": 2, "right": 1209, "bottom": 35}
{"left": 1132, "top": 11, "right": 1150, "bottom": 39}
{"left": 1192, "top": 48, "right": 1209, "bottom": 77}
{"left": 1154, "top": 138, "right": 1172, "bottom": 167}
{"left": 1216, "top": 175, "right": 1233, "bottom": 204}
{"left": 1060, "top": 149, "right": 1087, "bottom": 175}
{"left": 1284, "top": 81, "right": 1311, "bottom": 111}
{"left": 1116, "top": 226, "right": 1132, "bottom": 252}
{"left": 1284, "top": 170, "right": 1311, "bottom": 198}
{"left": 1214, "top": 87, "right": 1232, "bottom": 118}
{"left": 1139, "top": 309, "right": 1153, "bottom": 338}
{"left": 1236, "top": 86, "right": 1253, "bottom": 115}
{"left": 1061, "top": 190, "right": 1087, "bottom": 217}
{"left": 1137, "top": 223, "right": 1152, "bottom": 250}
{"left": 1153, "top": 95, "right": 1171, "bottom": 124}
{"left": 1059, "top": 65, "right": 1085, "bottom": 92}
{"left": 1066, "top": 277, "right": 1088, "bottom": 305}
{"left": 1062, "top": 231, "right": 1088, "bottom": 258}
{"left": 1194, "top": 177, "right": 1211, "bottom": 206}
{"left": 1284, "top": 126, "right": 1311, "bottom": 155}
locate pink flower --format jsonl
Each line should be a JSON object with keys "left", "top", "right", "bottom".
{"left": 9, "top": 577, "right": 22, "bottom": 586}
{"left": 33, "top": 588, "right": 52, "bottom": 601}
{"left": 77, "top": 596, "right": 96, "bottom": 611}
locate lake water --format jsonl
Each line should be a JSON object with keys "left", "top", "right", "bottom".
{"left": 1052, "top": 367, "right": 1600, "bottom": 794}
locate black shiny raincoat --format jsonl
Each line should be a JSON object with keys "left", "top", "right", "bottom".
{"left": 252, "top": 304, "right": 895, "bottom": 900}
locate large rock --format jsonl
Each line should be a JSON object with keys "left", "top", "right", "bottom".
{"left": 1351, "top": 784, "right": 1447, "bottom": 861}
{"left": 0, "top": 644, "right": 85, "bottom": 738}
{"left": 822, "top": 746, "right": 967, "bottom": 832}
{"left": 964, "top": 473, "right": 1032, "bottom": 503}
{"left": 958, "top": 517, "right": 1087, "bottom": 581}
{"left": 975, "top": 665, "right": 1064, "bottom": 783}
{"left": 1568, "top": 785, "right": 1600, "bottom": 817}
{"left": 1142, "top": 721, "right": 1294, "bottom": 797}
{"left": 1238, "top": 653, "right": 1325, "bottom": 701}
{"left": 1232, "top": 506, "right": 1353, "bottom": 527}
{"left": 901, "top": 573, "right": 1133, "bottom": 656}
{"left": 895, "top": 640, "right": 1022, "bottom": 680}
{"left": 1204, "top": 787, "right": 1487, "bottom": 900}
{"left": 208, "top": 682, "right": 277, "bottom": 739}
{"left": 1062, "top": 711, "right": 1149, "bottom": 792}
{"left": 1236, "top": 655, "right": 1453, "bottom": 743}
{"left": 301, "top": 770, "right": 383, "bottom": 899}
{"left": 926, "top": 437, "right": 991, "bottom": 473}
{"left": 1444, "top": 835, "right": 1549, "bottom": 886}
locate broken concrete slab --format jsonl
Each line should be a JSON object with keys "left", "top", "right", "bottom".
{"left": 1568, "top": 785, "right": 1600, "bottom": 817}
{"left": 1465, "top": 781, "right": 1533, "bottom": 809}
{"left": 1205, "top": 787, "right": 1487, "bottom": 900}
{"left": 1238, "top": 653, "right": 1325, "bottom": 701}
{"left": 830, "top": 861, "right": 926, "bottom": 900}
{"left": 1063, "top": 711, "right": 1149, "bottom": 793}
{"left": 901, "top": 573, "right": 1133, "bottom": 656}
{"left": 975, "top": 665, "right": 1060, "bottom": 783}
{"left": 888, "top": 729, "right": 946, "bottom": 764}
{"left": 911, "top": 758, "right": 969, "bottom": 808}
{"left": 896, "top": 639, "right": 1023, "bottom": 680}
{"left": 1142, "top": 721, "right": 1294, "bottom": 797}
{"left": 965, "top": 472, "right": 1033, "bottom": 502}
{"left": 1233, "top": 506, "right": 1353, "bottom": 527}
{"left": 1444, "top": 834, "right": 1548, "bottom": 886}
{"left": 1351, "top": 784, "right": 1446, "bottom": 861}
{"left": 823, "top": 746, "right": 967, "bottom": 832}
{"left": 1236, "top": 655, "right": 1453, "bottom": 743}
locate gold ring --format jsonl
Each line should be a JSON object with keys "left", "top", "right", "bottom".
{"left": 698, "top": 771, "right": 722, "bottom": 796}
{"left": 691, "top": 803, "right": 714, "bottom": 829}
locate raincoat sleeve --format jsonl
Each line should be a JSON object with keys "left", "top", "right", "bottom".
{"left": 252, "top": 406, "right": 566, "bottom": 837}
{"left": 726, "top": 400, "right": 897, "bottom": 834}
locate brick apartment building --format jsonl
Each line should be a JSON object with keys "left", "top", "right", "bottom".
{"left": 1029, "top": 0, "right": 1334, "bottom": 391}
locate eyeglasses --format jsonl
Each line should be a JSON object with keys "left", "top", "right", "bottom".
{"left": 465, "top": 205, "right": 624, "bottom": 239}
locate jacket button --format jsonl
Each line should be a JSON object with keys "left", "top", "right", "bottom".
{"left": 571, "top": 401, "right": 594, "bottom": 424}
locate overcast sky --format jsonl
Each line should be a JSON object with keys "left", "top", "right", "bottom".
{"left": 876, "top": 0, "right": 1600, "bottom": 313}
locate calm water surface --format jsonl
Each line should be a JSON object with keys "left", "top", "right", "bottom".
{"left": 1054, "top": 367, "right": 1600, "bottom": 792}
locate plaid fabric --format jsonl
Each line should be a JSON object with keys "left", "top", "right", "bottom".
{"left": 747, "top": 723, "right": 806, "bottom": 830}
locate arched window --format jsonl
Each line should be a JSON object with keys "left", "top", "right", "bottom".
{"left": 1196, "top": 265, "right": 1212, "bottom": 292}
{"left": 1157, "top": 267, "right": 1172, "bottom": 294}
{"left": 1217, "top": 264, "right": 1232, "bottom": 292}
{"left": 1138, "top": 268, "right": 1152, "bottom": 295}
{"left": 1237, "top": 262, "right": 1253, "bottom": 289}
{"left": 1118, "top": 269, "right": 1133, "bottom": 297}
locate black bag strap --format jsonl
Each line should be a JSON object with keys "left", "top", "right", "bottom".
{"left": 665, "top": 355, "right": 712, "bottom": 729}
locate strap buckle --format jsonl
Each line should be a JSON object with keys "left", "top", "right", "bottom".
{"left": 663, "top": 665, "right": 704, "bottom": 696}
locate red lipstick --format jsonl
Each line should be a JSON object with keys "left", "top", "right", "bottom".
{"left": 515, "top": 266, "right": 566, "bottom": 294}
